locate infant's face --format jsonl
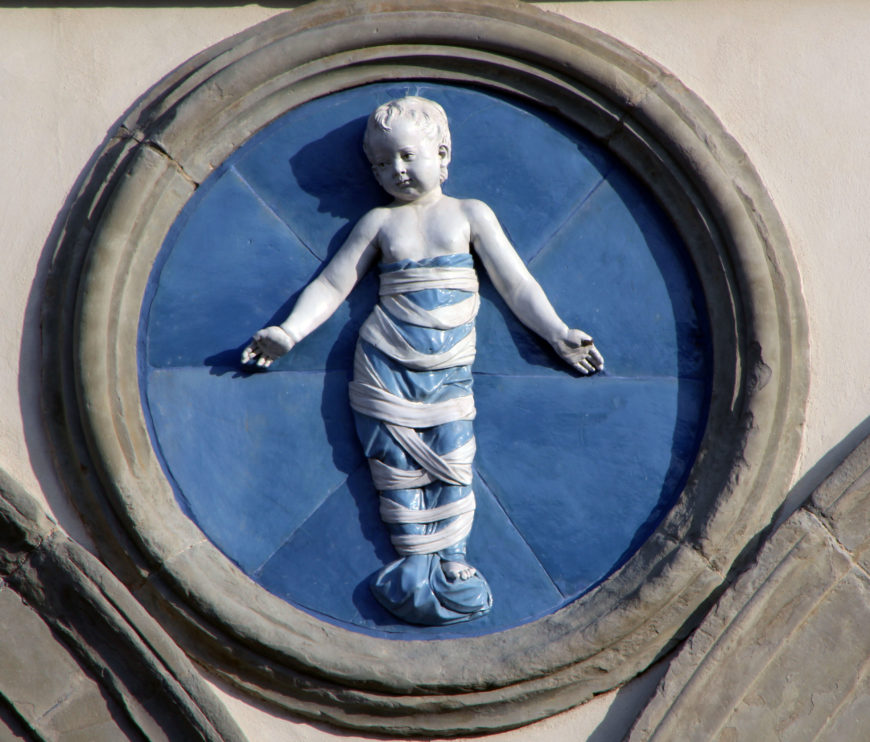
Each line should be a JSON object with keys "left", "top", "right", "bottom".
{"left": 368, "top": 119, "right": 445, "bottom": 202}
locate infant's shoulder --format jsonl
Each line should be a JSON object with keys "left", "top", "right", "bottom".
{"left": 359, "top": 204, "right": 393, "bottom": 222}
{"left": 453, "top": 197, "right": 498, "bottom": 226}
{"left": 354, "top": 204, "right": 393, "bottom": 233}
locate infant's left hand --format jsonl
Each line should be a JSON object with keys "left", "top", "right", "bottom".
{"left": 553, "top": 328, "right": 604, "bottom": 375}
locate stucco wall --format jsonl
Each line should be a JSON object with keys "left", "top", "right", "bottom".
{"left": 2, "top": 2, "right": 868, "bottom": 739}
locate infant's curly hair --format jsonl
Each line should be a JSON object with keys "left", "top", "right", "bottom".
{"left": 363, "top": 96, "right": 452, "bottom": 183}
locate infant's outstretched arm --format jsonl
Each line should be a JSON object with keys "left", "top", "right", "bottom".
{"left": 466, "top": 200, "right": 604, "bottom": 375}
{"left": 241, "top": 210, "right": 382, "bottom": 367}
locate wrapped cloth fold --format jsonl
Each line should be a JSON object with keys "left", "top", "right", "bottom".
{"left": 351, "top": 254, "right": 492, "bottom": 625}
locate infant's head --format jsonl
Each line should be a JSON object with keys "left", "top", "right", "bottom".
{"left": 363, "top": 96, "right": 451, "bottom": 184}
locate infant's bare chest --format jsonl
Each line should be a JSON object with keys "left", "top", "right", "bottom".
{"left": 377, "top": 211, "right": 471, "bottom": 263}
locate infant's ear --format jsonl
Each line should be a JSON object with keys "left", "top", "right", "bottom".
{"left": 438, "top": 144, "right": 451, "bottom": 162}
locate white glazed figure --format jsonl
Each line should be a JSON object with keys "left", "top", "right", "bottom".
{"left": 242, "top": 97, "right": 602, "bottom": 624}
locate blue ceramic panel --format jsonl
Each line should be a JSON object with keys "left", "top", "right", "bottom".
{"left": 146, "top": 366, "right": 365, "bottom": 573}
{"left": 442, "top": 91, "right": 611, "bottom": 261}
{"left": 473, "top": 374, "right": 707, "bottom": 595}
{"left": 255, "top": 465, "right": 390, "bottom": 626}
{"left": 530, "top": 170, "right": 708, "bottom": 379}
{"left": 146, "top": 168, "right": 320, "bottom": 369}
{"left": 232, "top": 84, "right": 610, "bottom": 266}
{"left": 140, "top": 81, "right": 711, "bottom": 639}
{"left": 257, "top": 470, "right": 564, "bottom": 638}
{"left": 231, "top": 90, "right": 388, "bottom": 262}
{"left": 145, "top": 167, "right": 377, "bottom": 373}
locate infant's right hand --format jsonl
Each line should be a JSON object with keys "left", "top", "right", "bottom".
{"left": 241, "top": 326, "right": 295, "bottom": 368}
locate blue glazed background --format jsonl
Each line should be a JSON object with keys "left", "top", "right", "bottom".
{"left": 140, "top": 82, "right": 711, "bottom": 638}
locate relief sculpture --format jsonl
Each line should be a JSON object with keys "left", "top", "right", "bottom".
{"left": 242, "top": 97, "right": 603, "bottom": 624}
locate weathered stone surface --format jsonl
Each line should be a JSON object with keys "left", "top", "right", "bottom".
{"left": 810, "top": 435, "right": 870, "bottom": 570}
{"left": 628, "top": 432, "right": 870, "bottom": 742}
{"left": 0, "top": 470, "right": 247, "bottom": 742}
{"left": 0, "top": 588, "right": 119, "bottom": 737}
{"left": 813, "top": 662, "right": 870, "bottom": 742}
{"left": 720, "top": 570, "right": 870, "bottom": 741}
{"left": 39, "top": 680, "right": 129, "bottom": 742}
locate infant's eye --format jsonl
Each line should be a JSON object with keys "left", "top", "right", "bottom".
{"left": 402, "top": 152, "right": 414, "bottom": 161}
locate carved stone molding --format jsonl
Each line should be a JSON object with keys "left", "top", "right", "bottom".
{"left": 41, "top": 0, "right": 807, "bottom": 734}
{"left": 0, "top": 470, "right": 247, "bottom": 742}
{"left": 629, "top": 434, "right": 870, "bottom": 741}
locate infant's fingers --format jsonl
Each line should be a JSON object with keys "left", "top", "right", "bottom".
{"left": 587, "top": 347, "right": 604, "bottom": 370}
{"left": 561, "top": 341, "right": 603, "bottom": 374}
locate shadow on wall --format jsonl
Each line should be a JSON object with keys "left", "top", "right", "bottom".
{"left": 774, "top": 413, "right": 870, "bottom": 528}
{"left": 588, "top": 657, "right": 671, "bottom": 742}
{"left": 289, "top": 116, "right": 388, "bottom": 257}
{"left": 23, "top": 124, "right": 149, "bottom": 551}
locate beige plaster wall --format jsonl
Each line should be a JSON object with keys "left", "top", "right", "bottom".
{"left": 1, "top": 2, "right": 868, "bottom": 740}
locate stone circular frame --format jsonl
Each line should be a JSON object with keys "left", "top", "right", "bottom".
{"left": 42, "top": 1, "right": 807, "bottom": 735}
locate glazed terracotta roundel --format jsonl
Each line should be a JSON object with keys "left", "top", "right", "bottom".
{"left": 140, "top": 81, "right": 710, "bottom": 638}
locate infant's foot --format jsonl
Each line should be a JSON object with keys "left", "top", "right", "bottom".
{"left": 442, "top": 560, "right": 477, "bottom": 581}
